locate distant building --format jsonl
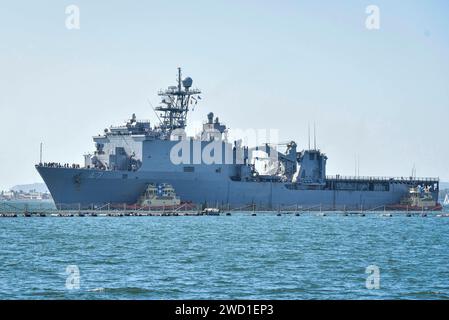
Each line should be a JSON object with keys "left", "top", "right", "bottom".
{"left": 0, "top": 191, "right": 14, "bottom": 200}
{"left": 0, "top": 190, "right": 52, "bottom": 201}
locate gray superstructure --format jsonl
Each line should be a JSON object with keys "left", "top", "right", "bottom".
{"left": 36, "top": 68, "right": 440, "bottom": 210}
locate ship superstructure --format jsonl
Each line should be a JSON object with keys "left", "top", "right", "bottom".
{"left": 36, "top": 69, "right": 440, "bottom": 210}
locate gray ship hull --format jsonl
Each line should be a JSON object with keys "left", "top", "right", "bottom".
{"left": 36, "top": 166, "right": 417, "bottom": 210}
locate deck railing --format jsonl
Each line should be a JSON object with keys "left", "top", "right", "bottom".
{"left": 326, "top": 175, "right": 439, "bottom": 183}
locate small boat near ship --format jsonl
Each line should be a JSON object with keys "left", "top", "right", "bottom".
{"left": 386, "top": 186, "right": 442, "bottom": 211}
{"left": 137, "top": 183, "right": 181, "bottom": 209}
{"left": 110, "top": 183, "right": 195, "bottom": 211}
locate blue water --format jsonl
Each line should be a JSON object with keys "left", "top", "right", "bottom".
{"left": 1, "top": 212, "right": 449, "bottom": 299}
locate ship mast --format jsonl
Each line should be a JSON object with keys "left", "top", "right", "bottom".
{"left": 156, "top": 67, "right": 201, "bottom": 134}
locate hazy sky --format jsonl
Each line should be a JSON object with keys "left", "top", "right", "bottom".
{"left": 0, "top": 0, "right": 448, "bottom": 190}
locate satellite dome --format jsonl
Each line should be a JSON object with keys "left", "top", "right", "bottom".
{"left": 182, "top": 77, "right": 193, "bottom": 88}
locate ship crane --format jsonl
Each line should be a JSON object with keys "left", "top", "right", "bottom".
{"left": 252, "top": 141, "right": 298, "bottom": 181}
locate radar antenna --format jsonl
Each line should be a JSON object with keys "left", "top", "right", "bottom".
{"left": 155, "top": 67, "right": 201, "bottom": 134}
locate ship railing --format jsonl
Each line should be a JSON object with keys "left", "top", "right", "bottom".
{"left": 130, "top": 119, "right": 151, "bottom": 123}
{"left": 326, "top": 175, "right": 439, "bottom": 183}
{"left": 36, "top": 163, "right": 81, "bottom": 169}
{"left": 37, "top": 162, "right": 133, "bottom": 172}
{"left": 110, "top": 120, "right": 152, "bottom": 129}
{"left": 157, "top": 88, "right": 201, "bottom": 95}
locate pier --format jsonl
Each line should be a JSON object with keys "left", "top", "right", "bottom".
{"left": 0, "top": 201, "right": 205, "bottom": 217}
{"left": 1, "top": 200, "right": 445, "bottom": 218}
{"left": 0, "top": 208, "right": 444, "bottom": 218}
{"left": 0, "top": 211, "right": 205, "bottom": 217}
{"left": 0, "top": 211, "right": 444, "bottom": 218}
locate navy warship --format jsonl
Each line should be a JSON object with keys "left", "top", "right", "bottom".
{"left": 36, "top": 68, "right": 441, "bottom": 210}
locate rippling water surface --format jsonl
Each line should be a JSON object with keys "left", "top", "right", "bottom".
{"left": 1, "top": 212, "right": 448, "bottom": 299}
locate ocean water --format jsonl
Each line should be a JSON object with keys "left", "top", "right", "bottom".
{"left": 0, "top": 210, "right": 449, "bottom": 300}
